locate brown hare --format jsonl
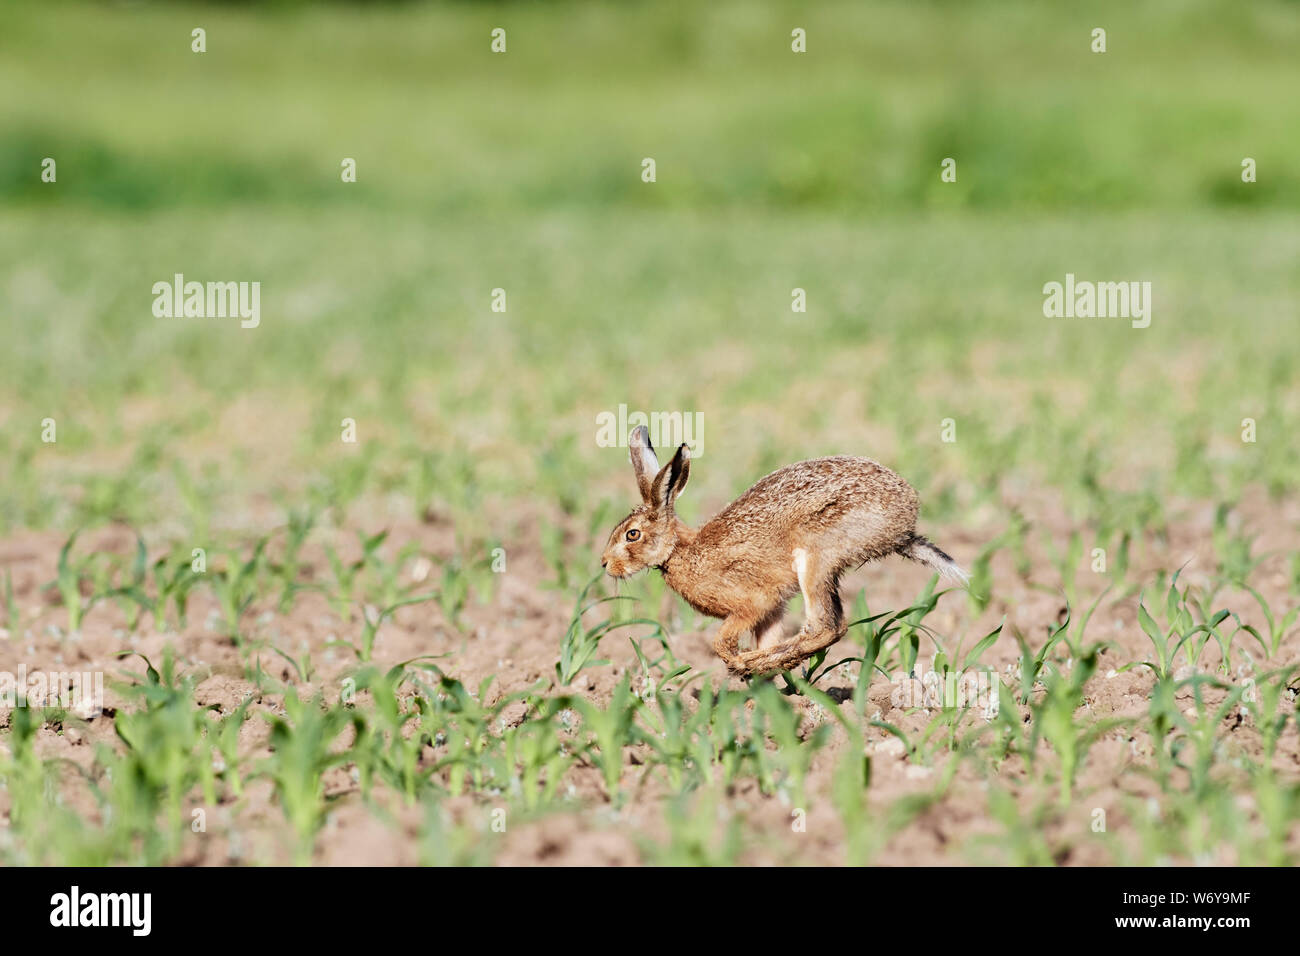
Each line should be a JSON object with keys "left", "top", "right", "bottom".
{"left": 601, "top": 426, "right": 966, "bottom": 676}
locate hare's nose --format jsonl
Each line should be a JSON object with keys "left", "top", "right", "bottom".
{"left": 600, "top": 557, "right": 608, "bottom": 568}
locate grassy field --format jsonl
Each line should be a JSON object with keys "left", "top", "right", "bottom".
{"left": 1, "top": 0, "right": 1298, "bottom": 865}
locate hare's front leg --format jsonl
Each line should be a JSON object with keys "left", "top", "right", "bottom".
{"left": 714, "top": 603, "right": 785, "bottom": 675}
{"left": 712, "top": 615, "right": 752, "bottom": 672}
{"left": 736, "top": 548, "right": 847, "bottom": 675}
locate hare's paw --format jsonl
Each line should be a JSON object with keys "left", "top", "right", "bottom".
{"left": 734, "top": 644, "right": 807, "bottom": 677}
{"left": 725, "top": 657, "right": 755, "bottom": 678}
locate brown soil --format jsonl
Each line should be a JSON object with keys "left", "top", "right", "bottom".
{"left": 1, "top": 484, "right": 1297, "bottom": 865}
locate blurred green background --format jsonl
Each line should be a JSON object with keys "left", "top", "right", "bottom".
{"left": 2, "top": 0, "right": 1298, "bottom": 537}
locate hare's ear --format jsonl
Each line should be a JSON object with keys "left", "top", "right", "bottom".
{"left": 628, "top": 425, "right": 659, "bottom": 503}
{"left": 650, "top": 444, "right": 690, "bottom": 512}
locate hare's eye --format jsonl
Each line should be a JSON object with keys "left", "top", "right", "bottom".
{"left": 626, "top": 529, "right": 640, "bottom": 541}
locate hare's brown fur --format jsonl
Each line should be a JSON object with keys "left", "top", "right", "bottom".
{"left": 602, "top": 428, "right": 963, "bottom": 676}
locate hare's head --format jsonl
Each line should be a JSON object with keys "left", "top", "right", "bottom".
{"left": 601, "top": 426, "right": 690, "bottom": 578}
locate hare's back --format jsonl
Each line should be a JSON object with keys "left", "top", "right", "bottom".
{"left": 714, "top": 456, "right": 917, "bottom": 528}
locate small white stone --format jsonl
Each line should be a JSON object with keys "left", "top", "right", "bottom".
{"left": 874, "top": 737, "right": 906, "bottom": 758}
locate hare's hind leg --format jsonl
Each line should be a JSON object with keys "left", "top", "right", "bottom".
{"left": 736, "top": 549, "right": 847, "bottom": 675}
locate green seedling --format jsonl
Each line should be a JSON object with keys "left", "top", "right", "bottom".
{"left": 323, "top": 528, "right": 389, "bottom": 621}
{"left": 571, "top": 676, "right": 643, "bottom": 802}
{"left": 640, "top": 789, "right": 743, "bottom": 865}
{"left": 1212, "top": 503, "right": 1266, "bottom": 585}
{"left": 1167, "top": 673, "right": 1248, "bottom": 800}
{"left": 556, "top": 574, "right": 662, "bottom": 686}
{"left": 1012, "top": 608, "right": 1072, "bottom": 705}
{"left": 260, "top": 688, "right": 363, "bottom": 862}
{"left": 1239, "top": 584, "right": 1298, "bottom": 658}
{"left": 350, "top": 591, "right": 438, "bottom": 661}
{"left": 267, "top": 507, "right": 317, "bottom": 614}
{"left": 208, "top": 538, "right": 268, "bottom": 640}
{"left": 1122, "top": 570, "right": 1234, "bottom": 681}
{"left": 1028, "top": 644, "right": 1122, "bottom": 802}
{"left": 49, "top": 531, "right": 112, "bottom": 632}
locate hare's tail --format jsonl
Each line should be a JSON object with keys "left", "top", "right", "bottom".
{"left": 898, "top": 534, "right": 969, "bottom": 586}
